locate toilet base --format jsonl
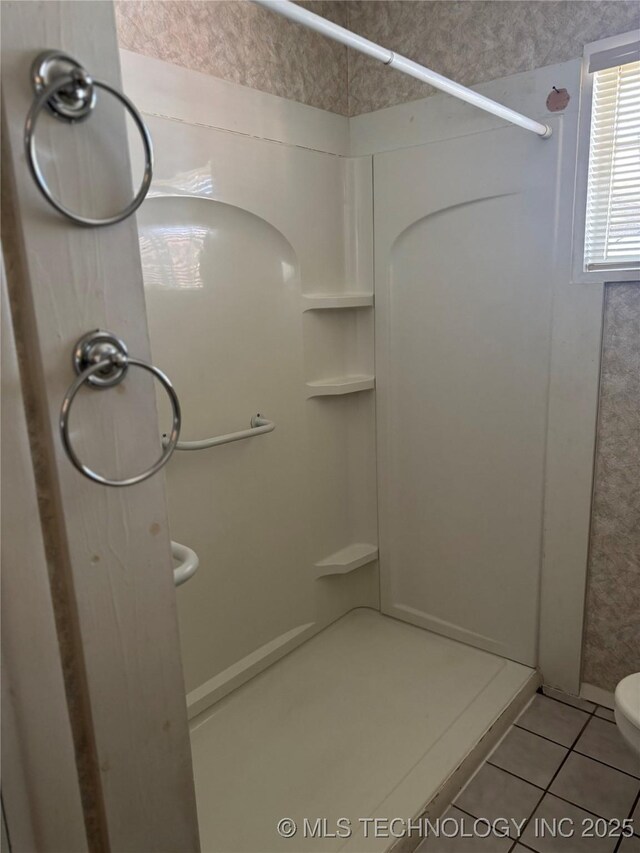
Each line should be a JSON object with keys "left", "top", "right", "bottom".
{"left": 614, "top": 673, "right": 640, "bottom": 758}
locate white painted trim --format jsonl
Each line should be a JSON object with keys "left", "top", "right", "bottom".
{"left": 1, "top": 268, "right": 87, "bottom": 853}
{"left": 120, "top": 49, "right": 349, "bottom": 156}
{"left": 538, "top": 112, "right": 604, "bottom": 695}
{"left": 2, "top": 6, "right": 199, "bottom": 848}
{"left": 571, "top": 30, "right": 640, "bottom": 285}
{"left": 581, "top": 682, "right": 615, "bottom": 709}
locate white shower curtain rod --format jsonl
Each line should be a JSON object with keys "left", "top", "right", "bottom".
{"left": 252, "top": 0, "right": 552, "bottom": 138}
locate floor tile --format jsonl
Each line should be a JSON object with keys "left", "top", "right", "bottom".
{"left": 517, "top": 695, "right": 590, "bottom": 747}
{"left": 455, "top": 763, "right": 542, "bottom": 829}
{"left": 594, "top": 707, "right": 616, "bottom": 722}
{"left": 550, "top": 752, "right": 639, "bottom": 820}
{"left": 542, "top": 687, "right": 596, "bottom": 714}
{"left": 415, "top": 806, "right": 512, "bottom": 852}
{"left": 521, "top": 794, "right": 618, "bottom": 852}
{"left": 574, "top": 716, "right": 640, "bottom": 777}
{"left": 489, "top": 726, "right": 567, "bottom": 788}
{"left": 619, "top": 836, "right": 640, "bottom": 853}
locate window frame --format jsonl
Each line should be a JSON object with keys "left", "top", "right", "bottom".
{"left": 571, "top": 30, "right": 640, "bottom": 284}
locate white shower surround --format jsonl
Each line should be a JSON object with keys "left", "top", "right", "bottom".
{"left": 121, "top": 49, "right": 602, "bottom": 707}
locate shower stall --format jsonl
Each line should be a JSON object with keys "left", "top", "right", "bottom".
{"left": 119, "top": 21, "right": 600, "bottom": 850}
{"left": 1, "top": 2, "right": 608, "bottom": 849}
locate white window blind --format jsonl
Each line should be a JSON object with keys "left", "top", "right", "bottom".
{"left": 584, "top": 59, "right": 640, "bottom": 271}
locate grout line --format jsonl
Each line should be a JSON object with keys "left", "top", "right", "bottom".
{"left": 571, "top": 748, "right": 640, "bottom": 781}
{"left": 541, "top": 707, "right": 596, "bottom": 789}
{"left": 512, "top": 786, "right": 551, "bottom": 844}
{"left": 513, "top": 722, "right": 583, "bottom": 748}
{"left": 456, "top": 766, "right": 636, "bottom": 846}
{"left": 595, "top": 709, "right": 616, "bottom": 721}
{"left": 611, "top": 785, "right": 639, "bottom": 853}
{"left": 628, "top": 787, "right": 640, "bottom": 832}
{"left": 538, "top": 687, "right": 598, "bottom": 714}
{"left": 479, "top": 703, "right": 597, "bottom": 846}
{"left": 513, "top": 693, "right": 596, "bottom": 747}
{"left": 486, "top": 758, "right": 640, "bottom": 822}
{"left": 451, "top": 805, "right": 480, "bottom": 821}
{"left": 536, "top": 790, "right": 637, "bottom": 823}
{"left": 486, "top": 760, "right": 545, "bottom": 791}
{"left": 452, "top": 694, "right": 638, "bottom": 849}
{"left": 612, "top": 784, "right": 640, "bottom": 853}
{"left": 538, "top": 688, "right": 597, "bottom": 714}
{"left": 516, "top": 706, "right": 609, "bottom": 842}
{"left": 455, "top": 775, "right": 546, "bottom": 843}
{"left": 453, "top": 802, "right": 541, "bottom": 846}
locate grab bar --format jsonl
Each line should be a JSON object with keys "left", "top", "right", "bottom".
{"left": 164, "top": 414, "right": 275, "bottom": 451}
{"left": 172, "top": 540, "right": 199, "bottom": 587}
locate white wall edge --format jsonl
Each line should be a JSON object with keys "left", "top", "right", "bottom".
{"left": 120, "top": 49, "right": 350, "bottom": 157}
{"left": 538, "top": 105, "right": 604, "bottom": 695}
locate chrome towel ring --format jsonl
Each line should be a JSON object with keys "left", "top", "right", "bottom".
{"left": 24, "top": 50, "right": 153, "bottom": 227}
{"left": 60, "top": 331, "right": 181, "bottom": 487}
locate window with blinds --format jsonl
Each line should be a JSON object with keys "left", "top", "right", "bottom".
{"left": 584, "top": 58, "right": 640, "bottom": 271}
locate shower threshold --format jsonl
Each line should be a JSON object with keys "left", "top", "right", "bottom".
{"left": 189, "top": 608, "right": 537, "bottom": 853}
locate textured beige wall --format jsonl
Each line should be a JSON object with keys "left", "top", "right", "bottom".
{"left": 116, "top": 1, "right": 639, "bottom": 117}
{"left": 115, "top": 0, "right": 349, "bottom": 115}
{"left": 346, "top": 1, "right": 640, "bottom": 114}
{"left": 582, "top": 284, "right": 640, "bottom": 692}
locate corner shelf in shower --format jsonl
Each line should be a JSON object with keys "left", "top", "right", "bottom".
{"left": 313, "top": 543, "right": 378, "bottom": 578}
{"left": 306, "top": 375, "right": 375, "bottom": 398}
{"left": 302, "top": 294, "right": 374, "bottom": 311}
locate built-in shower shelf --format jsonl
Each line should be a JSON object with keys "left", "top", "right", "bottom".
{"left": 302, "top": 294, "right": 374, "bottom": 311}
{"left": 306, "top": 375, "right": 375, "bottom": 397}
{"left": 313, "top": 543, "right": 378, "bottom": 578}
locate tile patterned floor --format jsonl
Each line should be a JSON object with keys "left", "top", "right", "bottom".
{"left": 417, "top": 689, "right": 640, "bottom": 853}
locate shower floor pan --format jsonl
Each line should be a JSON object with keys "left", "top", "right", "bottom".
{"left": 190, "top": 608, "right": 537, "bottom": 853}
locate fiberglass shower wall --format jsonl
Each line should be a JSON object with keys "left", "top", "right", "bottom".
{"left": 124, "top": 54, "right": 379, "bottom": 718}
{"left": 366, "top": 58, "right": 601, "bottom": 672}
{"left": 124, "top": 49, "right": 602, "bottom": 710}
